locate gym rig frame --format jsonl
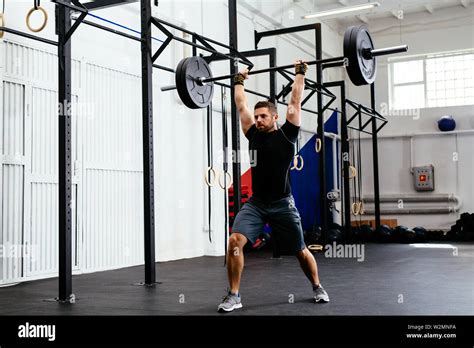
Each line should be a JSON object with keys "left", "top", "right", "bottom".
{"left": 0, "top": 0, "right": 386, "bottom": 301}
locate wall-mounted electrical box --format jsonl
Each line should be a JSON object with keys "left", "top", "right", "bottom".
{"left": 414, "top": 165, "right": 435, "bottom": 191}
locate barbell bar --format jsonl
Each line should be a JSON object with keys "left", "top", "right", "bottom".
{"left": 163, "top": 25, "right": 408, "bottom": 109}
{"left": 197, "top": 44, "right": 408, "bottom": 85}
{"left": 363, "top": 45, "right": 409, "bottom": 59}
{"left": 197, "top": 56, "right": 346, "bottom": 85}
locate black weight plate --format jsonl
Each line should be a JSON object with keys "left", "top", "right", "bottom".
{"left": 175, "top": 57, "right": 187, "bottom": 105}
{"left": 180, "top": 57, "right": 197, "bottom": 109}
{"left": 176, "top": 56, "right": 214, "bottom": 109}
{"left": 175, "top": 57, "right": 187, "bottom": 106}
{"left": 188, "top": 56, "right": 214, "bottom": 108}
{"left": 344, "top": 25, "right": 377, "bottom": 86}
{"left": 344, "top": 26, "right": 363, "bottom": 85}
{"left": 357, "top": 26, "right": 376, "bottom": 84}
{"left": 176, "top": 57, "right": 194, "bottom": 109}
{"left": 343, "top": 26, "right": 357, "bottom": 82}
{"left": 176, "top": 58, "right": 186, "bottom": 90}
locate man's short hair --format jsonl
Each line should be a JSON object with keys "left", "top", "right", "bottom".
{"left": 254, "top": 100, "right": 277, "bottom": 115}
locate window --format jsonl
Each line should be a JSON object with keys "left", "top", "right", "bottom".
{"left": 389, "top": 49, "right": 474, "bottom": 110}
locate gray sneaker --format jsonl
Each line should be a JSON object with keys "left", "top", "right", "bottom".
{"left": 218, "top": 292, "right": 243, "bottom": 312}
{"left": 313, "top": 284, "right": 329, "bottom": 303}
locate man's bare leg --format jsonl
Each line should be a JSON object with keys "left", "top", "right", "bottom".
{"left": 296, "top": 247, "right": 320, "bottom": 286}
{"left": 296, "top": 247, "right": 329, "bottom": 302}
{"left": 227, "top": 233, "right": 248, "bottom": 294}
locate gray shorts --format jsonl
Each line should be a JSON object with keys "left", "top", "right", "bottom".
{"left": 231, "top": 195, "right": 306, "bottom": 254}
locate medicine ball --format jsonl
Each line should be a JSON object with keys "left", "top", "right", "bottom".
{"left": 329, "top": 223, "right": 345, "bottom": 242}
{"left": 413, "top": 226, "right": 427, "bottom": 242}
{"left": 437, "top": 115, "right": 456, "bottom": 132}
{"left": 306, "top": 225, "right": 322, "bottom": 244}
{"left": 394, "top": 225, "right": 406, "bottom": 242}
{"left": 430, "top": 229, "right": 447, "bottom": 241}
{"left": 350, "top": 226, "right": 362, "bottom": 242}
{"left": 359, "top": 224, "right": 375, "bottom": 242}
{"left": 458, "top": 212, "right": 474, "bottom": 241}
{"left": 396, "top": 225, "right": 416, "bottom": 243}
{"left": 329, "top": 222, "right": 343, "bottom": 230}
{"left": 324, "top": 228, "right": 344, "bottom": 244}
{"left": 376, "top": 224, "right": 393, "bottom": 243}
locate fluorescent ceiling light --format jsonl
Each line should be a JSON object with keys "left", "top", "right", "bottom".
{"left": 302, "top": 2, "right": 380, "bottom": 20}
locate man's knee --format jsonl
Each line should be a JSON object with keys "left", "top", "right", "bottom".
{"left": 296, "top": 247, "right": 309, "bottom": 259}
{"left": 228, "top": 233, "right": 247, "bottom": 255}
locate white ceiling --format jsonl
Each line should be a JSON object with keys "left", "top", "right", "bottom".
{"left": 254, "top": 0, "right": 473, "bottom": 34}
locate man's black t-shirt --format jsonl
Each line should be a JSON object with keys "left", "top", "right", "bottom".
{"left": 245, "top": 120, "right": 300, "bottom": 202}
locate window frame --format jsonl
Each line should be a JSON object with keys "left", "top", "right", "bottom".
{"left": 388, "top": 49, "right": 474, "bottom": 110}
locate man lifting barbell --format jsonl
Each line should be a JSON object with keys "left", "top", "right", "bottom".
{"left": 218, "top": 60, "right": 329, "bottom": 313}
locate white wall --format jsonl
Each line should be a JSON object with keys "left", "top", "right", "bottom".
{"left": 1, "top": 13, "right": 147, "bottom": 284}
{"left": 346, "top": 19, "right": 474, "bottom": 230}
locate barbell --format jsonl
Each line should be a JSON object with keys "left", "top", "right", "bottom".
{"left": 166, "top": 25, "right": 408, "bottom": 109}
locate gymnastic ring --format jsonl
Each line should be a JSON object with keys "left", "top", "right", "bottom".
{"left": 204, "top": 166, "right": 217, "bottom": 187}
{"left": 351, "top": 202, "right": 360, "bottom": 216}
{"left": 0, "top": 13, "right": 5, "bottom": 39}
{"left": 290, "top": 155, "right": 304, "bottom": 171}
{"left": 315, "top": 138, "right": 322, "bottom": 153}
{"left": 218, "top": 170, "right": 232, "bottom": 190}
{"left": 348, "top": 165, "right": 357, "bottom": 179}
{"left": 358, "top": 201, "right": 365, "bottom": 215}
{"left": 308, "top": 244, "right": 323, "bottom": 252}
{"left": 26, "top": 6, "right": 48, "bottom": 33}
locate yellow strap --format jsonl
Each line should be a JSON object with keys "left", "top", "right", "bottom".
{"left": 26, "top": 6, "right": 48, "bottom": 33}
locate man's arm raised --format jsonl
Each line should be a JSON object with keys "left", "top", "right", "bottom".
{"left": 285, "top": 60, "right": 307, "bottom": 127}
{"left": 234, "top": 69, "right": 254, "bottom": 135}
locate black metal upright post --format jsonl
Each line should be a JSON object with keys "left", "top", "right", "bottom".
{"left": 340, "top": 82, "right": 351, "bottom": 237}
{"left": 322, "top": 80, "right": 350, "bottom": 236}
{"left": 370, "top": 83, "right": 381, "bottom": 231}
{"left": 268, "top": 48, "right": 276, "bottom": 104}
{"left": 315, "top": 24, "right": 328, "bottom": 232}
{"left": 228, "top": 0, "right": 241, "bottom": 217}
{"left": 57, "top": 0, "right": 74, "bottom": 303}
{"left": 268, "top": 47, "right": 280, "bottom": 258}
{"left": 140, "top": 0, "right": 156, "bottom": 285}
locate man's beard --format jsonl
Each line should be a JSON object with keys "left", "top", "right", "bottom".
{"left": 257, "top": 123, "right": 274, "bottom": 132}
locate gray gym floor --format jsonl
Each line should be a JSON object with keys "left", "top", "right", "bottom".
{"left": 0, "top": 243, "right": 472, "bottom": 316}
